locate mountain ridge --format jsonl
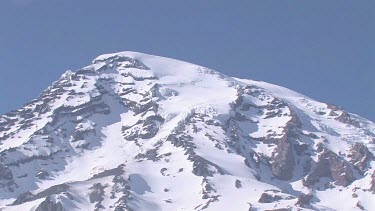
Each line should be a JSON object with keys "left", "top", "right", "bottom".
{"left": 0, "top": 51, "right": 374, "bottom": 210}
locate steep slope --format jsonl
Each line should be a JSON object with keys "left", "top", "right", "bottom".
{"left": 0, "top": 51, "right": 374, "bottom": 211}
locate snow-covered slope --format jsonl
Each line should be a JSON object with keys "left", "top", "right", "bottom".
{"left": 0, "top": 51, "right": 374, "bottom": 211}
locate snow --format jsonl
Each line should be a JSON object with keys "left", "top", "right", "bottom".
{"left": 0, "top": 51, "right": 374, "bottom": 210}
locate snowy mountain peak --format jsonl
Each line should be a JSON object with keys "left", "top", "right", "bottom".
{"left": 0, "top": 51, "right": 374, "bottom": 211}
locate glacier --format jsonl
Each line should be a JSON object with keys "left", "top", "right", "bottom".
{"left": 0, "top": 51, "right": 374, "bottom": 210}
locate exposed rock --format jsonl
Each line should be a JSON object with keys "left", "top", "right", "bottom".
{"left": 122, "top": 115, "right": 164, "bottom": 141}
{"left": 35, "top": 196, "right": 63, "bottom": 211}
{"left": 93, "top": 54, "right": 150, "bottom": 71}
{"left": 0, "top": 163, "right": 13, "bottom": 180}
{"left": 191, "top": 155, "right": 225, "bottom": 177}
{"left": 37, "top": 169, "right": 49, "bottom": 179}
{"left": 114, "top": 197, "right": 133, "bottom": 211}
{"left": 52, "top": 100, "right": 110, "bottom": 123}
{"left": 110, "top": 175, "right": 132, "bottom": 211}
{"left": 234, "top": 112, "right": 247, "bottom": 121}
{"left": 164, "top": 199, "right": 172, "bottom": 203}
{"left": 356, "top": 202, "right": 365, "bottom": 210}
{"left": 268, "top": 109, "right": 302, "bottom": 181}
{"left": 139, "top": 115, "right": 164, "bottom": 139}
{"left": 316, "top": 143, "right": 324, "bottom": 153}
{"left": 71, "top": 128, "right": 95, "bottom": 142}
{"left": 295, "top": 193, "right": 313, "bottom": 208}
{"left": 271, "top": 135, "right": 295, "bottom": 180}
{"left": 34, "top": 184, "right": 70, "bottom": 199}
{"left": 258, "top": 193, "right": 282, "bottom": 203}
{"left": 370, "top": 171, "right": 375, "bottom": 193}
{"left": 89, "top": 183, "right": 107, "bottom": 210}
{"left": 135, "top": 149, "right": 160, "bottom": 161}
{"left": 235, "top": 179, "right": 242, "bottom": 188}
{"left": 164, "top": 117, "right": 226, "bottom": 178}
{"left": 303, "top": 149, "right": 355, "bottom": 187}
{"left": 199, "top": 178, "right": 220, "bottom": 209}
{"left": 294, "top": 143, "right": 309, "bottom": 156}
{"left": 160, "top": 168, "right": 168, "bottom": 176}
{"left": 1, "top": 51, "right": 375, "bottom": 210}
{"left": 335, "top": 111, "right": 361, "bottom": 128}
{"left": 12, "top": 191, "right": 34, "bottom": 205}
{"left": 167, "top": 134, "right": 195, "bottom": 149}
{"left": 349, "top": 142, "right": 374, "bottom": 174}
{"left": 91, "top": 165, "right": 125, "bottom": 180}
{"left": 13, "top": 184, "right": 70, "bottom": 205}
{"left": 124, "top": 98, "right": 158, "bottom": 115}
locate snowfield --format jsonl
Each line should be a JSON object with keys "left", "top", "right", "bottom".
{"left": 0, "top": 51, "right": 374, "bottom": 211}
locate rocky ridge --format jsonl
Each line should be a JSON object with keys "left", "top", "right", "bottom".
{"left": 0, "top": 51, "right": 374, "bottom": 210}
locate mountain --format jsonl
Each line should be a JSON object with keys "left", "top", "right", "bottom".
{"left": 0, "top": 51, "right": 374, "bottom": 211}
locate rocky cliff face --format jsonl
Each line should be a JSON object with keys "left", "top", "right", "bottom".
{"left": 0, "top": 51, "right": 374, "bottom": 211}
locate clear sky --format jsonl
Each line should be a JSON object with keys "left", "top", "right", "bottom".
{"left": 0, "top": 0, "right": 374, "bottom": 121}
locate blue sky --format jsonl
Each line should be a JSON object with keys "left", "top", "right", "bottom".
{"left": 0, "top": 0, "right": 374, "bottom": 121}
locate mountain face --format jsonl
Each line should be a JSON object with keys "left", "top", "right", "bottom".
{"left": 0, "top": 52, "right": 374, "bottom": 211}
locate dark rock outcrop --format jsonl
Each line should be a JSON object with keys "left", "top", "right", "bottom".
{"left": 139, "top": 115, "right": 164, "bottom": 139}
{"left": 335, "top": 112, "right": 361, "bottom": 128}
{"left": 135, "top": 149, "right": 160, "bottom": 161}
{"left": 93, "top": 54, "right": 150, "bottom": 71}
{"left": 235, "top": 179, "right": 242, "bottom": 188}
{"left": 349, "top": 143, "right": 374, "bottom": 174}
{"left": 269, "top": 109, "right": 301, "bottom": 181}
{"left": 37, "top": 169, "right": 49, "bottom": 179}
{"left": 35, "top": 196, "right": 63, "bottom": 211}
{"left": 258, "top": 193, "right": 282, "bottom": 203}
{"left": 0, "top": 163, "right": 13, "bottom": 180}
{"left": 122, "top": 115, "right": 164, "bottom": 141}
{"left": 328, "top": 105, "right": 361, "bottom": 128}
{"left": 271, "top": 136, "right": 295, "bottom": 181}
{"left": 356, "top": 202, "right": 365, "bottom": 210}
{"left": 191, "top": 155, "right": 225, "bottom": 177}
{"left": 13, "top": 184, "right": 70, "bottom": 205}
{"left": 295, "top": 193, "right": 313, "bottom": 208}
{"left": 89, "top": 183, "right": 107, "bottom": 210}
{"left": 12, "top": 191, "right": 34, "bottom": 205}
{"left": 303, "top": 149, "right": 355, "bottom": 187}
{"left": 370, "top": 171, "right": 375, "bottom": 193}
